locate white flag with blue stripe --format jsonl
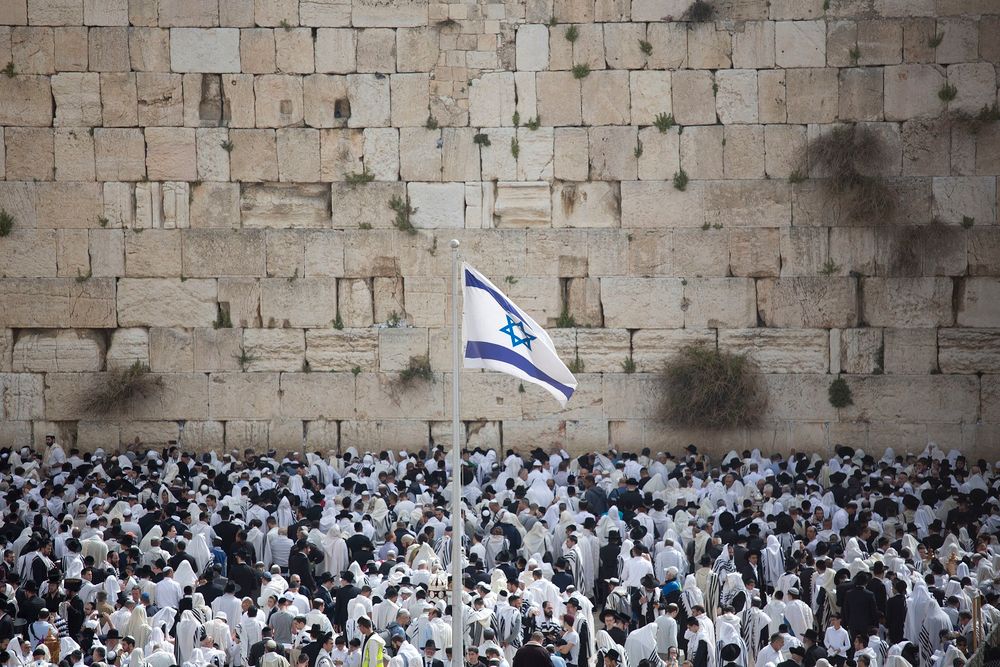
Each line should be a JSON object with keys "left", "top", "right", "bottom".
{"left": 462, "top": 263, "right": 577, "bottom": 406}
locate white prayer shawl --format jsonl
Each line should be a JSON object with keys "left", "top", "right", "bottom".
{"left": 212, "top": 595, "right": 244, "bottom": 633}
{"left": 597, "top": 630, "right": 629, "bottom": 667}
{"left": 205, "top": 618, "right": 233, "bottom": 655}
{"left": 762, "top": 536, "right": 784, "bottom": 590}
{"left": 175, "top": 561, "right": 198, "bottom": 591}
{"left": 783, "top": 600, "right": 812, "bottom": 641}
{"left": 175, "top": 611, "right": 203, "bottom": 665}
{"left": 522, "top": 522, "right": 553, "bottom": 561}
{"left": 655, "top": 614, "right": 678, "bottom": 654}
{"left": 717, "top": 618, "right": 748, "bottom": 667}
{"left": 237, "top": 616, "right": 264, "bottom": 667}
{"left": 189, "top": 534, "right": 213, "bottom": 574}
{"left": 126, "top": 607, "right": 153, "bottom": 649}
{"left": 682, "top": 575, "right": 706, "bottom": 618}
{"left": 626, "top": 623, "right": 665, "bottom": 667}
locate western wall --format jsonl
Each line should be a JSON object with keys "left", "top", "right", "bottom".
{"left": 0, "top": 0, "right": 998, "bottom": 456}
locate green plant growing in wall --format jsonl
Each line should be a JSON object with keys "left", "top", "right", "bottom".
{"left": 512, "top": 111, "right": 520, "bottom": 127}
{"left": 525, "top": 116, "right": 541, "bottom": 130}
{"left": 684, "top": 0, "right": 714, "bottom": 21}
{"left": 399, "top": 355, "right": 434, "bottom": 386}
{"left": 564, "top": 25, "right": 579, "bottom": 42}
{"left": 818, "top": 259, "right": 841, "bottom": 275}
{"left": 938, "top": 83, "right": 957, "bottom": 102}
{"left": 220, "top": 139, "right": 234, "bottom": 152}
{"left": 653, "top": 113, "right": 676, "bottom": 133}
{"left": 961, "top": 216, "right": 975, "bottom": 228}
{"left": 828, "top": 377, "right": 853, "bottom": 408}
{"left": 807, "top": 124, "right": 896, "bottom": 221}
{"left": 788, "top": 170, "right": 807, "bottom": 184}
{"left": 659, "top": 343, "right": 765, "bottom": 429}
{"left": 622, "top": 356, "right": 637, "bottom": 373}
{"left": 0, "top": 209, "right": 14, "bottom": 237}
{"left": 928, "top": 32, "right": 944, "bottom": 48}
{"left": 389, "top": 195, "right": 417, "bottom": 234}
{"left": 555, "top": 307, "right": 577, "bottom": 328}
{"left": 634, "top": 140, "right": 643, "bottom": 158}
{"left": 425, "top": 115, "right": 439, "bottom": 129}
{"left": 82, "top": 361, "right": 163, "bottom": 415}
{"left": 352, "top": 366, "right": 362, "bottom": 376}
{"left": 849, "top": 46, "right": 860, "bottom": 63}
{"left": 75, "top": 267, "right": 92, "bottom": 282}
{"left": 333, "top": 314, "right": 344, "bottom": 330}
{"left": 2, "top": 62, "right": 15, "bottom": 78}
{"left": 473, "top": 132, "right": 491, "bottom": 146}
{"left": 234, "top": 346, "right": 258, "bottom": 372}
{"left": 572, "top": 63, "right": 590, "bottom": 79}
{"left": 639, "top": 40, "right": 653, "bottom": 56}
{"left": 567, "top": 354, "right": 585, "bottom": 373}
{"left": 214, "top": 305, "right": 233, "bottom": 329}
{"left": 673, "top": 169, "right": 689, "bottom": 191}
{"left": 345, "top": 167, "right": 375, "bottom": 184}
{"left": 511, "top": 137, "right": 520, "bottom": 158}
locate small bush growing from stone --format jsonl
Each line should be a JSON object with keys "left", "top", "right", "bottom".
{"left": 828, "top": 377, "right": 853, "bottom": 408}
{"left": 473, "top": 132, "right": 491, "bottom": 146}
{"left": 388, "top": 195, "right": 417, "bottom": 234}
{"left": 399, "top": 355, "right": 434, "bottom": 386}
{"left": 673, "top": 169, "right": 689, "bottom": 191}
{"left": 564, "top": 25, "right": 579, "bottom": 42}
{"left": 684, "top": 0, "right": 714, "bottom": 21}
{"left": 659, "top": 343, "right": 765, "bottom": 429}
{"left": 83, "top": 362, "right": 163, "bottom": 415}
{"left": 653, "top": 112, "right": 676, "bottom": 132}
{"left": 571, "top": 63, "right": 590, "bottom": 79}
{"left": 0, "top": 209, "right": 14, "bottom": 237}
{"left": 807, "top": 124, "right": 896, "bottom": 221}
{"left": 938, "top": 83, "right": 957, "bottom": 102}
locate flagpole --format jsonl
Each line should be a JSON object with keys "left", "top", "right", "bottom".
{"left": 449, "top": 239, "right": 463, "bottom": 667}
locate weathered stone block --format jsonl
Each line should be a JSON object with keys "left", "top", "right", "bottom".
{"left": 589, "top": 126, "right": 637, "bottom": 181}
{"left": 494, "top": 181, "right": 550, "bottom": 228}
{"left": 240, "top": 28, "right": 276, "bottom": 74}
{"left": 672, "top": 70, "right": 716, "bottom": 125}
{"left": 305, "top": 329, "right": 377, "bottom": 370}
{"left": 757, "top": 277, "right": 858, "bottom": 327}
{"left": 884, "top": 64, "right": 945, "bottom": 121}
{"left": 882, "top": 328, "right": 937, "bottom": 374}
{"left": 840, "top": 375, "right": 978, "bottom": 424}
{"left": 0, "top": 229, "right": 56, "bottom": 277}
{"left": 254, "top": 74, "right": 303, "bottom": 128}
{"left": 89, "top": 26, "right": 128, "bottom": 70}
{"left": 722, "top": 328, "right": 829, "bottom": 373}
{"left": 408, "top": 182, "right": 465, "bottom": 229}
{"left": 260, "top": 278, "right": 338, "bottom": 327}
{"left": 136, "top": 72, "right": 183, "bottom": 126}
{"left": 209, "top": 372, "right": 280, "bottom": 420}
{"left": 601, "top": 277, "right": 684, "bottom": 328}
{"left": 862, "top": 277, "right": 954, "bottom": 327}
{"left": 280, "top": 372, "right": 356, "bottom": 419}
{"left": 52, "top": 72, "right": 100, "bottom": 126}
{"left": 733, "top": 20, "right": 774, "bottom": 68}
{"left": 938, "top": 329, "right": 1000, "bottom": 374}
{"left": 785, "top": 68, "right": 838, "bottom": 123}
{"left": 958, "top": 278, "right": 1000, "bottom": 327}
{"left": 229, "top": 129, "right": 278, "bottom": 182}
{"left": 0, "top": 278, "right": 116, "bottom": 327}
{"left": 834, "top": 327, "right": 882, "bottom": 374}
{"left": 683, "top": 277, "right": 757, "bottom": 328}
{"left": 242, "top": 329, "right": 305, "bottom": 371}
{"left": 687, "top": 22, "right": 731, "bottom": 69}
{"left": 347, "top": 73, "right": 389, "bottom": 128}
{"left": 12, "top": 26, "right": 55, "bottom": 74}
{"left": 0, "top": 373, "right": 43, "bottom": 421}
{"left": 535, "top": 71, "right": 581, "bottom": 127}
{"left": 275, "top": 27, "right": 314, "bottom": 73}
{"left": 300, "top": 0, "right": 351, "bottom": 26}
{"left": 170, "top": 28, "right": 240, "bottom": 72}
{"left": 723, "top": 125, "right": 764, "bottom": 178}
{"left": 117, "top": 278, "right": 217, "bottom": 328}
{"left": 774, "top": 20, "right": 825, "bottom": 67}
{"left": 144, "top": 128, "right": 197, "bottom": 181}
{"left": 352, "top": 0, "right": 426, "bottom": 27}
{"left": 94, "top": 128, "right": 144, "bottom": 181}
{"left": 99, "top": 72, "right": 138, "bottom": 127}
{"left": 277, "top": 128, "right": 322, "bottom": 182}
{"left": 103, "top": 327, "right": 148, "bottom": 369}
{"left": 5, "top": 127, "right": 54, "bottom": 181}
{"left": 12, "top": 330, "right": 104, "bottom": 372}
{"left": 622, "top": 179, "right": 704, "bottom": 228}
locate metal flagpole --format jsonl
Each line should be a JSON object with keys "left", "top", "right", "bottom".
{"left": 449, "top": 239, "right": 464, "bottom": 667}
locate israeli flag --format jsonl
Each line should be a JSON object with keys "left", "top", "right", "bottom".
{"left": 462, "top": 263, "right": 577, "bottom": 406}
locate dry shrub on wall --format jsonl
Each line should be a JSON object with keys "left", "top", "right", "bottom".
{"left": 659, "top": 343, "right": 766, "bottom": 429}
{"left": 82, "top": 361, "right": 163, "bottom": 415}
{"left": 808, "top": 124, "right": 897, "bottom": 222}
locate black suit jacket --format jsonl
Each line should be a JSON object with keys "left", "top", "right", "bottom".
{"left": 335, "top": 585, "right": 361, "bottom": 627}
{"left": 866, "top": 577, "right": 887, "bottom": 614}
{"left": 842, "top": 586, "right": 879, "bottom": 636}
{"left": 289, "top": 551, "right": 316, "bottom": 592}
{"left": 886, "top": 595, "right": 906, "bottom": 644}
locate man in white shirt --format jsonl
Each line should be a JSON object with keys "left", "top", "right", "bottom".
{"left": 823, "top": 615, "right": 850, "bottom": 664}
{"left": 755, "top": 634, "right": 785, "bottom": 667}
{"left": 153, "top": 567, "right": 182, "bottom": 610}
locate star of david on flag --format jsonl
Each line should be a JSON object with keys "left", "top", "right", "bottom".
{"left": 462, "top": 263, "right": 577, "bottom": 406}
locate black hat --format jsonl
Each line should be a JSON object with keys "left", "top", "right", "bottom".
{"left": 804, "top": 629, "right": 819, "bottom": 642}
{"left": 720, "top": 645, "right": 742, "bottom": 662}
{"left": 104, "top": 629, "right": 121, "bottom": 640}
{"left": 789, "top": 647, "right": 806, "bottom": 657}
{"left": 424, "top": 640, "right": 437, "bottom": 650}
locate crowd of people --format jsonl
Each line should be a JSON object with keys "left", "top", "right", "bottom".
{"left": 1, "top": 437, "right": 999, "bottom": 667}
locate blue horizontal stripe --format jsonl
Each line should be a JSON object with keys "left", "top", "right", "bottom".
{"left": 464, "top": 269, "right": 534, "bottom": 333}
{"left": 465, "top": 340, "right": 574, "bottom": 401}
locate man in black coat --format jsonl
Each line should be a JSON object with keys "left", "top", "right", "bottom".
{"left": 865, "top": 563, "right": 888, "bottom": 615}
{"left": 334, "top": 573, "right": 361, "bottom": 632}
{"left": 214, "top": 508, "right": 241, "bottom": 556}
{"left": 229, "top": 552, "right": 259, "bottom": 598}
{"left": 885, "top": 579, "right": 907, "bottom": 645}
{"left": 802, "top": 630, "right": 828, "bottom": 667}
{"left": 686, "top": 618, "right": 710, "bottom": 667}
{"left": 196, "top": 570, "right": 226, "bottom": 606}
{"left": 777, "top": 646, "right": 806, "bottom": 667}
{"left": 512, "top": 632, "right": 551, "bottom": 667}
{"left": 247, "top": 627, "right": 274, "bottom": 667}
{"left": 422, "top": 640, "right": 445, "bottom": 667}
{"left": 289, "top": 541, "right": 317, "bottom": 593}
{"left": 841, "top": 574, "right": 879, "bottom": 640}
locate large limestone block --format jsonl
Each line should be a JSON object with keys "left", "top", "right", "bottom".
{"left": 355, "top": 372, "right": 444, "bottom": 420}
{"left": 602, "top": 373, "right": 662, "bottom": 420}
{"left": 338, "top": 278, "right": 373, "bottom": 327}
{"left": 601, "top": 277, "right": 684, "bottom": 328}
{"left": 0, "top": 373, "right": 43, "bottom": 421}
{"left": 785, "top": 68, "right": 838, "bottom": 123}
{"left": 733, "top": 20, "right": 774, "bottom": 68}
{"left": 241, "top": 183, "right": 330, "bottom": 228}
{"left": 33, "top": 182, "right": 102, "bottom": 229}
{"left": 0, "top": 278, "right": 116, "bottom": 328}
{"left": 0, "top": 229, "right": 58, "bottom": 277}
{"left": 190, "top": 183, "right": 240, "bottom": 229}
{"left": 835, "top": 327, "right": 883, "bottom": 374}
{"left": 347, "top": 74, "right": 389, "bottom": 128}
{"left": 191, "top": 328, "right": 240, "bottom": 371}
{"left": 144, "top": 128, "right": 197, "bottom": 182}
{"left": 280, "top": 372, "right": 355, "bottom": 419}
{"left": 27, "top": 0, "right": 82, "bottom": 25}
{"left": 759, "top": 374, "right": 839, "bottom": 422}
{"left": 862, "top": 277, "right": 954, "bottom": 327}
{"left": 6, "top": 127, "right": 54, "bottom": 181}
{"left": 170, "top": 28, "right": 240, "bottom": 72}
{"left": 300, "top": 0, "right": 350, "bottom": 26}
{"left": 590, "top": 126, "right": 637, "bottom": 180}
{"left": 118, "top": 278, "right": 217, "bottom": 327}
{"left": 958, "top": 278, "right": 1000, "bottom": 327}
{"left": 229, "top": 129, "right": 278, "bottom": 182}
{"left": 182, "top": 229, "right": 266, "bottom": 277}
{"left": 408, "top": 183, "right": 465, "bottom": 229}
{"left": 729, "top": 228, "right": 780, "bottom": 277}
{"left": 883, "top": 328, "right": 937, "bottom": 374}
{"left": 630, "top": 329, "right": 714, "bottom": 373}
{"left": 552, "top": 182, "right": 619, "bottom": 228}
{"left": 378, "top": 328, "right": 428, "bottom": 372}
{"left": 494, "top": 182, "right": 550, "bottom": 228}
{"left": 716, "top": 69, "right": 758, "bottom": 124}
{"left": 260, "top": 278, "right": 337, "bottom": 327}
{"left": 680, "top": 125, "right": 723, "bottom": 179}
{"left": 243, "top": 329, "right": 305, "bottom": 371}
{"left": 775, "top": 20, "right": 825, "bottom": 67}
{"left": 88, "top": 228, "right": 124, "bottom": 278}
{"left": 209, "top": 372, "right": 280, "bottom": 419}
{"left": 516, "top": 24, "right": 548, "bottom": 71}
{"left": 581, "top": 70, "right": 629, "bottom": 126}
{"left": 51, "top": 72, "right": 101, "bottom": 126}
{"left": 884, "top": 65, "right": 945, "bottom": 121}
{"left": 12, "top": 330, "right": 105, "bottom": 372}
{"left": 535, "top": 71, "right": 581, "bottom": 127}
{"left": 719, "top": 329, "right": 828, "bottom": 373}
{"left": 363, "top": 127, "right": 399, "bottom": 181}
{"left": 352, "top": 0, "right": 426, "bottom": 27}
{"left": 94, "top": 129, "right": 145, "bottom": 181}
{"left": 757, "top": 277, "right": 858, "bottom": 328}
{"left": 0, "top": 331, "right": 11, "bottom": 373}
{"left": 254, "top": 75, "right": 304, "bottom": 128}
{"left": 305, "top": 329, "right": 377, "bottom": 371}
{"left": 136, "top": 72, "right": 183, "bottom": 126}
{"left": 330, "top": 182, "right": 403, "bottom": 230}
{"left": 931, "top": 176, "right": 997, "bottom": 225}
{"left": 524, "top": 230, "right": 587, "bottom": 277}
{"left": 130, "top": 373, "right": 210, "bottom": 420}
{"left": 671, "top": 70, "right": 716, "bottom": 125}
{"left": 939, "top": 329, "right": 1000, "bottom": 374}
{"left": 723, "top": 125, "right": 765, "bottom": 178}
{"left": 105, "top": 328, "right": 149, "bottom": 369}
{"left": 125, "top": 230, "right": 181, "bottom": 277}
{"left": 683, "top": 277, "right": 757, "bottom": 328}
{"left": 629, "top": 71, "right": 671, "bottom": 127}
{"left": 841, "top": 375, "right": 978, "bottom": 423}
{"left": 148, "top": 327, "right": 193, "bottom": 372}
{"left": 468, "top": 72, "right": 516, "bottom": 129}
{"left": 621, "top": 180, "right": 704, "bottom": 228}
{"left": 573, "top": 328, "right": 629, "bottom": 373}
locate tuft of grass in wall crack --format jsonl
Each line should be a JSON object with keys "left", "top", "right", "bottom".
{"left": 961, "top": 216, "right": 975, "bottom": 228}
{"left": 511, "top": 137, "right": 520, "bottom": 158}
{"left": 555, "top": 307, "right": 577, "bottom": 328}
{"left": 673, "top": 169, "right": 689, "bottom": 191}
{"left": 399, "top": 355, "right": 434, "bottom": 386}
{"left": 512, "top": 111, "right": 520, "bottom": 127}
{"left": 572, "top": 64, "right": 590, "bottom": 79}
{"left": 634, "top": 140, "right": 643, "bottom": 158}
{"left": 684, "top": 0, "right": 714, "bottom": 21}
{"left": 473, "top": 132, "right": 491, "bottom": 146}
{"left": 622, "top": 356, "right": 637, "bottom": 373}
{"left": 928, "top": 32, "right": 944, "bottom": 48}
{"left": 3, "top": 62, "right": 15, "bottom": 78}
{"left": 0, "top": 209, "right": 14, "bottom": 237}
{"left": 828, "top": 377, "right": 853, "bottom": 408}
{"left": 653, "top": 112, "right": 676, "bottom": 133}
{"left": 345, "top": 167, "right": 375, "bottom": 185}
{"left": 639, "top": 40, "right": 653, "bottom": 56}
{"left": 818, "top": 259, "right": 841, "bottom": 275}
{"left": 279, "top": 18, "right": 293, "bottom": 30}
{"left": 567, "top": 354, "right": 585, "bottom": 374}
{"left": 214, "top": 305, "right": 233, "bottom": 329}
{"left": 234, "top": 345, "right": 258, "bottom": 372}
{"left": 849, "top": 46, "right": 860, "bottom": 63}
{"left": 333, "top": 314, "right": 344, "bottom": 330}
{"left": 425, "top": 115, "right": 439, "bottom": 129}
{"left": 352, "top": 366, "right": 362, "bottom": 376}
{"left": 564, "top": 25, "right": 578, "bottom": 42}
{"left": 788, "top": 169, "right": 806, "bottom": 184}
{"left": 525, "top": 116, "right": 541, "bottom": 130}
{"left": 938, "top": 83, "right": 957, "bottom": 102}
{"left": 388, "top": 195, "right": 417, "bottom": 234}
{"left": 75, "top": 267, "right": 92, "bottom": 283}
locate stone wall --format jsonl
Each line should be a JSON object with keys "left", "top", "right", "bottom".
{"left": 0, "top": 0, "right": 998, "bottom": 457}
